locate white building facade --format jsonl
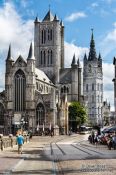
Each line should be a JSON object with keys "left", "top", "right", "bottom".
{"left": 83, "top": 31, "right": 103, "bottom": 126}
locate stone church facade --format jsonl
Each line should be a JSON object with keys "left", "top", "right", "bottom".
{"left": 0, "top": 10, "right": 82, "bottom": 135}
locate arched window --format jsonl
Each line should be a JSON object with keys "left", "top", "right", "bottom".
{"left": 0, "top": 103, "right": 4, "bottom": 125}
{"left": 64, "top": 86, "right": 66, "bottom": 93}
{"left": 50, "top": 50, "right": 53, "bottom": 65}
{"left": 48, "top": 50, "right": 50, "bottom": 65}
{"left": 44, "top": 30, "right": 46, "bottom": 43}
{"left": 40, "top": 51, "right": 42, "bottom": 65}
{"left": 61, "top": 87, "right": 63, "bottom": 93}
{"left": 48, "top": 29, "right": 50, "bottom": 40}
{"left": 14, "top": 69, "right": 26, "bottom": 111}
{"left": 42, "top": 30, "right": 44, "bottom": 44}
{"left": 41, "top": 30, "right": 46, "bottom": 44}
{"left": 92, "top": 84, "right": 94, "bottom": 91}
{"left": 50, "top": 30, "right": 52, "bottom": 40}
{"left": 36, "top": 103, "right": 45, "bottom": 125}
{"left": 43, "top": 51, "right": 46, "bottom": 65}
{"left": 67, "top": 87, "right": 69, "bottom": 93}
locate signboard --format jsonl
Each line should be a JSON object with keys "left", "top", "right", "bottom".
{"left": 12, "top": 113, "right": 21, "bottom": 125}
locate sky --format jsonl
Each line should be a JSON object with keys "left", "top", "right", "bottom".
{"left": 0, "top": 0, "right": 116, "bottom": 110}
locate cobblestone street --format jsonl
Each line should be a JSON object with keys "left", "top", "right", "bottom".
{"left": 0, "top": 135, "right": 116, "bottom": 174}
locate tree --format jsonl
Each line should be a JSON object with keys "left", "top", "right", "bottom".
{"left": 68, "top": 102, "right": 88, "bottom": 128}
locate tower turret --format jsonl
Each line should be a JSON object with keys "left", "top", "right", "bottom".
{"left": 98, "top": 52, "right": 102, "bottom": 67}
{"left": 88, "top": 29, "right": 97, "bottom": 61}
{"left": 27, "top": 42, "right": 35, "bottom": 73}
{"left": 71, "top": 54, "right": 77, "bottom": 68}
{"left": 6, "top": 44, "right": 14, "bottom": 73}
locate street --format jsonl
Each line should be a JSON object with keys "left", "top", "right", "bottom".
{"left": 0, "top": 134, "right": 116, "bottom": 174}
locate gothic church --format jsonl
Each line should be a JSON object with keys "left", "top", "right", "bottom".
{"left": 0, "top": 9, "right": 103, "bottom": 135}
{"left": 0, "top": 10, "right": 82, "bottom": 135}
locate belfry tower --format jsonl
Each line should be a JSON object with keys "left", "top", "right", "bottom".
{"left": 83, "top": 30, "right": 103, "bottom": 126}
{"left": 34, "top": 9, "right": 64, "bottom": 84}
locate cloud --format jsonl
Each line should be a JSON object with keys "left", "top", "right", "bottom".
{"left": 104, "top": 0, "right": 116, "bottom": 4}
{"left": 0, "top": 1, "right": 33, "bottom": 91}
{"left": 91, "top": 2, "right": 99, "bottom": 8}
{"left": 64, "top": 41, "right": 89, "bottom": 67}
{"left": 65, "top": 12, "right": 87, "bottom": 22}
{"left": 0, "top": 2, "right": 33, "bottom": 60}
{"left": 99, "top": 22, "right": 116, "bottom": 57}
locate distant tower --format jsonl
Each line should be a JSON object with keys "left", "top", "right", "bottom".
{"left": 34, "top": 9, "right": 64, "bottom": 84}
{"left": 113, "top": 57, "right": 116, "bottom": 112}
{"left": 83, "top": 30, "right": 103, "bottom": 126}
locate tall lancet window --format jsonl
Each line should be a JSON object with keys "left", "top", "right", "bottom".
{"left": 36, "top": 103, "right": 45, "bottom": 125}
{"left": 48, "top": 50, "right": 50, "bottom": 65}
{"left": 50, "top": 50, "right": 53, "bottom": 65}
{"left": 14, "top": 69, "right": 26, "bottom": 112}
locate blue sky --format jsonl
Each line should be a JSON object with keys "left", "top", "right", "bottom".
{"left": 0, "top": 0, "right": 116, "bottom": 110}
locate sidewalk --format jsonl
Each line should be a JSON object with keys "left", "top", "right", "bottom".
{"left": 0, "top": 136, "right": 67, "bottom": 174}
{"left": 0, "top": 136, "right": 50, "bottom": 174}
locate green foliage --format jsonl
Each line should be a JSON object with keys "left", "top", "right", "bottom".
{"left": 68, "top": 101, "right": 88, "bottom": 126}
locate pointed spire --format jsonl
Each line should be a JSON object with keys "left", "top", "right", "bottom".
{"left": 27, "top": 42, "right": 35, "bottom": 60}
{"left": 34, "top": 16, "right": 39, "bottom": 23}
{"left": 60, "top": 20, "right": 64, "bottom": 27}
{"left": 6, "top": 44, "right": 14, "bottom": 61}
{"left": 98, "top": 52, "right": 101, "bottom": 60}
{"left": 54, "top": 14, "right": 59, "bottom": 21}
{"left": 43, "top": 8, "right": 54, "bottom": 21}
{"left": 88, "top": 29, "right": 97, "bottom": 61}
{"left": 77, "top": 58, "right": 81, "bottom": 67}
{"left": 72, "top": 54, "right": 76, "bottom": 65}
{"left": 84, "top": 53, "right": 87, "bottom": 61}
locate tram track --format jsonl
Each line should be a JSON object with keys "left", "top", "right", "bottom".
{"left": 50, "top": 137, "right": 68, "bottom": 175}
{"left": 71, "top": 144, "right": 92, "bottom": 155}
{"left": 79, "top": 143, "right": 104, "bottom": 155}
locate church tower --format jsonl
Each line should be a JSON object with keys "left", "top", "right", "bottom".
{"left": 83, "top": 30, "right": 103, "bottom": 126}
{"left": 34, "top": 9, "right": 64, "bottom": 84}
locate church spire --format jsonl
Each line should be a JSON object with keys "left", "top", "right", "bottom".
{"left": 88, "top": 29, "right": 97, "bottom": 61}
{"left": 34, "top": 16, "right": 39, "bottom": 23}
{"left": 77, "top": 58, "right": 81, "bottom": 67}
{"left": 84, "top": 53, "right": 87, "bottom": 61}
{"left": 54, "top": 14, "right": 59, "bottom": 21}
{"left": 71, "top": 54, "right": 78, "bottom": 68}
{"left": 6, "top": 44, "right": 14, "bottom": 61}
{"left": 27, "top": 42, "right": 35, "bottom": 60}
{"left": 71, "top": 54, "right": 76, "bottom": 65}
{"left": 43, "top": 7, "right": 54, "bottom": 21}
{"left": 98, "top": 52, "right": 101, "bottom": 60}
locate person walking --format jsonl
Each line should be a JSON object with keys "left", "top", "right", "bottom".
{"left": 16, "top": 133, "right": 24, "bottom": 154}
